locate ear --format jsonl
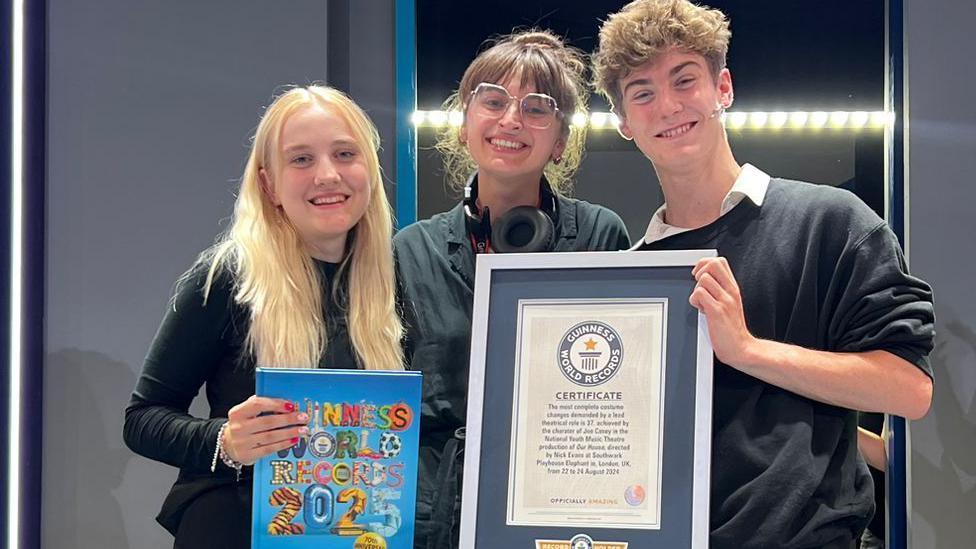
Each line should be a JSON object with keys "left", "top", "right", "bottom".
{"left": 259, "top": 167, "right": 281, "bottom": 206}
{"left": 458, "top": 123, "right": 468, "bottom": 145}
{"left": 552, "top": 135, "right": 567, "bottom": 161}
{"left": 717, "top": 67, "right": 734, "bottom": 109}
{"left": 616, "top": 114, "right": 635, "bottom": 142}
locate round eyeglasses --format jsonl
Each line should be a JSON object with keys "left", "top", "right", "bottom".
{"left": 468, "top": 82, "right": 562, "bottom": 130}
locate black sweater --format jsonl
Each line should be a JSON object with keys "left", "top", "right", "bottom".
{"left": 122, "top": 259, "right": 359, "bottom": 534}
{"left": 639, "top": 179, "right": 934, "bottom": 549}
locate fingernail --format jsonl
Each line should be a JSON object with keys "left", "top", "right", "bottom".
{"left": 284, "top": 402, "right": 295, "bottom": 412}
{"left": 291, "top": 437, "right": 299, "bottom": 444}
{"left": 298, "top": 413, "right": 308, "bottom": 422}
{"left": 299, "top": 427, "right": 309, "bottom": 435}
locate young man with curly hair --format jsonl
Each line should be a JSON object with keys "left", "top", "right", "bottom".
{"left": 593, "top": 2, "right": 935, "bottom": 547}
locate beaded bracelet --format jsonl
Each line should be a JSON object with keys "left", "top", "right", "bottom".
{"left": 211, "top": 421, "right": 243, "bottom": 480}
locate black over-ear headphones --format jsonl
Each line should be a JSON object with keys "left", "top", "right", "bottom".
{"left": 463, "top": 175, "right": 558, "bottom": 253}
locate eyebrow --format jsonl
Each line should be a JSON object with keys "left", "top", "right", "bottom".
{"left": 281, "top": 138, "right": 359, "bottom": 154}
{"left": 281, "top": 144, "right": 311, "bottom": 155}
{"left": 669, "top": 61, "right": 700, "bottom": 76}
{"left": 331, "top": 138, "right": 359, "bottom": 148}
{"left": 621, "top": 78, "right": 652, "bottom": 96}
{"left": 621, "top": 61, "right": 704, "bottom": 95}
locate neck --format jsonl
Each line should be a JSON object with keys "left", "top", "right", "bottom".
{"left": 305, "top": 236, "right": 346, "bottom": 263}
{"left": 475, "top": 171, "right": 542, "bottom": 221}
{"left": 655, "top": 145, "right": 741, "bottom": 229}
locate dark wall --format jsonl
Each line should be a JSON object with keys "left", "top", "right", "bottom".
{"left": 416, "top": 0, "right": 884, "bottom": 111}
{"left": 414, "top": 0, "right": 886, "bottom": 238}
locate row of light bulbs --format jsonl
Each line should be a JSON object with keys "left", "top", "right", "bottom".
{"left": 411, "top": 110, "right": 893, "bottom": 130}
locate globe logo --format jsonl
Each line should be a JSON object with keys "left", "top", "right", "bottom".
{"left": 624, "top": 484, "right": 646, "bottom": 506}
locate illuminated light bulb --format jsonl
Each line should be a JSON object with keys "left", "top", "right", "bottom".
{"left": 769, "top": 112, "right": 789, "bottom": 128}
{"left": 870, "top": 111, "right": 891, "bottom": 128}
{"left": 809, "top": 111, "right": 829, "bottom": 128}
{"left": 410, "top": 111, "right": 426, "bottom": 126}
{"left": 590, "top": 112, "right": 609, "bottom": 128}
{"left": 849, "top": 111, "right": 869, "bottom": 128}
{"left": 829, "top": 111, "right": 849, "bottom": 128}
{"left": 789, "top": 111, "right": 809, "bottom": 127}
{"left": 727, "top": 111, "right": 748, "bottom": 128}
{"left": 448, "top": 111, "right": 463, "bottom": 127}
{"left": 749, "top": 112, "right": 768, "bottom": 128}
{"left": 571, "top": 112, "right": 587, "bottom": 127}
{"left": 609, "top": 113, "right": 621, "bottom": 128}
{"left": 428, "top": 111, "right": 448, "bottom": 127}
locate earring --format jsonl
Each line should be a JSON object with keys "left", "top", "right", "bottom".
{"left": 552, "top": 155, "right": 563, "bottom": 165}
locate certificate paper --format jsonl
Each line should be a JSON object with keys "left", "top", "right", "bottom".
{"left": 507, "top": 298, "right": 667, "bottom": 529}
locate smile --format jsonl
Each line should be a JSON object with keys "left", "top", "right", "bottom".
{"left": 489, "top": 138, "right": 527, "bottom": 151}
{"left": 657, "top": 121, "right": 697, "bottom": 139}
{"left": 309, "top": 195, "right": 347, "bottom": 206}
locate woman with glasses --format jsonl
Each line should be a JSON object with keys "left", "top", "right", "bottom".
{"left": 394, "top": 29, "right": 631, "bottom": 549}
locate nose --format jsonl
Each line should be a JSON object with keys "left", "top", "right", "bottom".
{"left": 314, "top": 158, "right": 340, "bottom": 185}
{"left": 657, "top": 87, "right": 683, "bottom": 118}
{"left": 498, "top": 100, "right": 523, "bottom": 130}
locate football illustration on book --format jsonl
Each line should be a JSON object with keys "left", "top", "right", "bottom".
{"left": 252, "top": 368, "right": 421, "bottom": 549}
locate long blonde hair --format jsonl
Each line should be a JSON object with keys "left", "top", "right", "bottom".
{"left": 204, "top": 85, "right": 403, "bottom": 370}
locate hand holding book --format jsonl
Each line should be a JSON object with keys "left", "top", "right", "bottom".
{"left": 223, "top": 395, "right": 310, "bottom": 465}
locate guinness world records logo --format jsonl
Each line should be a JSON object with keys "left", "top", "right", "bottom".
{"left": 557, "top": 321, "right": 623, "bottom": 387}
{"left": 309, "top": 431, "right": 336, "bottom": 458}
{"left": 570, "top": 534, "right": 594, "bottom": 549}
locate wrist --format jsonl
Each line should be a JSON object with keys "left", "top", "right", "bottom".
{"left": 211, "top": 421, "right": 243, "bottom": 478}
{"left": 731, "top": 334, "right": 767, "bottom": 371}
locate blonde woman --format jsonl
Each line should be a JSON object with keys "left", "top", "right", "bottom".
{"left": 395, "top": 30, "right": 630, "bottom": 549}
{"left": 123, "top": 85, "right": 405, "bottom": 548}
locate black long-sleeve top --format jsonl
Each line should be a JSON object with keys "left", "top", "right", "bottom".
{"left": 640, "top": 178, "right": 935, "bottom": 549}
{"left": 123, "top": 259, "right": 359, "bottom": 534}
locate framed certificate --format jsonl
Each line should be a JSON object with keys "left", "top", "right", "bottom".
{"left": 460, "top": 250, "right": 715, "bottom": 549}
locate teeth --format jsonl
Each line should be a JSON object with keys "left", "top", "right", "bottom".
{"left": 311, "top": 195, "right": 345, "bottom": 205}
{"left": 660, "top": 122, "right": 694, "bottom": 138}
{"left": 490, "top": 138, "right": 525, "bottom": 150}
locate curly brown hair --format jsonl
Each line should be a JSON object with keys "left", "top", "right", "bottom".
{"left": 593, "top": 0, "right": 731, "bottom": 114}
{"left": 435, "top": 29, "right": 589, "bottom": 195}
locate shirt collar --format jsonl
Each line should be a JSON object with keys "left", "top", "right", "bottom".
{"left": 636, "top": 163, "right": 771, "bottom": 247}
{"left": 725, "top": 163, "right": 770, "bottom": 210}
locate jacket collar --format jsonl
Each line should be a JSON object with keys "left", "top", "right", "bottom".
{"left": 440, "top": 173, "right": 580, "bottom": 285}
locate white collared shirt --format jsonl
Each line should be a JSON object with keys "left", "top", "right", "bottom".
{"left": 635, "top": 163, "right": 771, "bottom": 247}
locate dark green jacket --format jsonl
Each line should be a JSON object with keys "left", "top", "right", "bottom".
{"left": 394, "top": 195, "right": 630, "bottom": 549}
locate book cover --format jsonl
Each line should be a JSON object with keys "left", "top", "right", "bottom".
{"left": 252, "top": 368, "right": 422, "bottom": 549}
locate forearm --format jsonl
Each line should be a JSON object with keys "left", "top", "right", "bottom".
{"left": 734, "top": 339, "right": 932, "bottom": 419}
{"left": 123, "top": 401, "right": 225, "bottom": 472}
{"left": 857, "top": 427, "right": 888, "bottom": 471}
